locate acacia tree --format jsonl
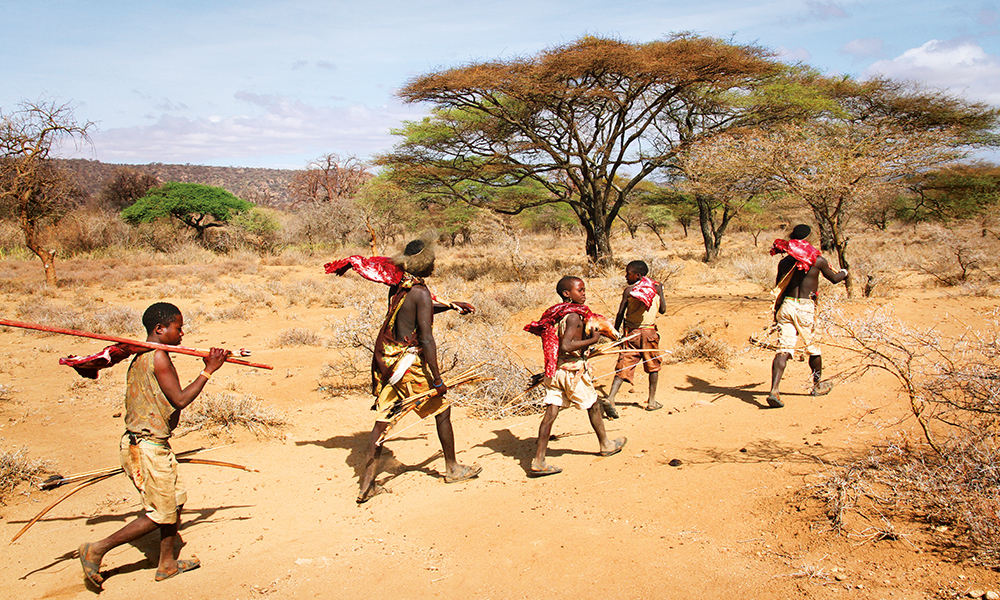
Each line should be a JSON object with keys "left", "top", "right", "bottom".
{"left": 122, "top": 182, "right": 251, "bottom": 241}
{"left": 902, "top": 161, "right": 1000, "bottom": 226}
{"left": 0, "top": 100, "right": 93, "bottom": 286}
{"left": 290, "top": 153, "right": 370, "bottom": 206}
{"left": 675, "top": 128, "right": 784, "bottom": 261}
{"left": 763, "top": 78, "right": 999, "bottom": 296}
{"left": 379, "top": 35, "right": 808, "bottom": 265}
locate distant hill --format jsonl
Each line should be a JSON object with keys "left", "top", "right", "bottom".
{"left": 55, "top": 158, "right": 302, "bottom": 206}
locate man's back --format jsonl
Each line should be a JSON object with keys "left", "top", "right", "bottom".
{"left": 779, "top": 255, "right": 835, "bottom": 300}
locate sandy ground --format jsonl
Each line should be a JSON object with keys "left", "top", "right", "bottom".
{"left": 1, "top": 256, "right": 999, "bottom": 600}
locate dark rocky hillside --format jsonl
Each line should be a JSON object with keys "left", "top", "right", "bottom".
{"left": 55, "top": 158, "right": 301, "bottom": 206}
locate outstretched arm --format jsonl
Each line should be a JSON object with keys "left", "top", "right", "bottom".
{"left": 154, "top": 347, "right": 228, "bottom": 410}
{"left": 656, "top": 282, "right": 666, "bottom": 315}
{"left": 816, "top": 256, "right": 848, "bottom": 284}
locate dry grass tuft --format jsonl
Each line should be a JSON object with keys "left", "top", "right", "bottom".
{"left": 13, "top": 299, "right": 142, "bottom": 337}
{"left": 178, "top": 392, "right": 287, "bottom": 438}
{"left": 0, "top": 447, "right": 50, "bottom": 503}
{"left": 271, "top": 327, "right": 326, "bottom": 347}
{"left": 671, "top": 323, "right": 733, "bottom": 370}
{"left": 0, "top": 384, "right": 14, "bottom": 402}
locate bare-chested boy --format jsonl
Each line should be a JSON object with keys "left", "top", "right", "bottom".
{"left": 530, "top": 276, "right": 627, "bottom": 477}
{"left": 79, "top": 303, "right": 227, "bottom": 588}
{"left": 767, "top": 224, "right": 848, "bottom": 408}
{"left": 358, "top": 233, "right": 480, "bottom": 503}
{"left": 602, "top": 260, "right": 667, "bottom": 417}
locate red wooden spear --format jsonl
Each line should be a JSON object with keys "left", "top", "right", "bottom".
{"left": 0, "top": 318, "right": 273, "bottom": 370}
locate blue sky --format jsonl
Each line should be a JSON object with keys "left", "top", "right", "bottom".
{"left": 2, "top": 0, "right": 998, "bottom": 169}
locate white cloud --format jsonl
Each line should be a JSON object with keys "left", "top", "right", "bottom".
{"left": 79, "top": 96, "right": 425, "bottom": 168}
{"left": 864, "top": 38, "right": 1000, "bottom": 105}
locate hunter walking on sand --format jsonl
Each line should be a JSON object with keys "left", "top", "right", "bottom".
{"left": 767, "top": 224, "right": 848, "bottom": 409}
{"left": 357, "top": 232, "right": 481, "bottom": 504}
{"left": 602, "top": 260, "right": 667, "bottom": 417}
{"left": 78, "top": 302, "right": 227, "bottom": 588}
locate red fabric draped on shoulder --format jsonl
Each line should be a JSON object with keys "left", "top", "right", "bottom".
{"left": 770, "top": 239, "right": 821, "bottom": 271}
{"left": 525, "top": 303, "right": 600, "bottom": 378}
{"left": 324, "top": 255, "right": 404, "bottom": 286}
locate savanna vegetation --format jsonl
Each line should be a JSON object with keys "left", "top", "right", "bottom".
{"left": 2, "top": 34, "right": 1000, "bottom": 569}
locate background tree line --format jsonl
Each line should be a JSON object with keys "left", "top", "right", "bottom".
{"left": 2, "top": 34, "right": 999, "bottom": 287}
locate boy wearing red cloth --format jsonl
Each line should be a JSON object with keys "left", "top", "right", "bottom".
{"left": 602, "top": 260, "right": 666, "bottom": 417}
{"left": 767, "top": 225, "right": 848, "bottom": 408}
{"left": 529, "top": 276, "right": 626, "bottom": 477}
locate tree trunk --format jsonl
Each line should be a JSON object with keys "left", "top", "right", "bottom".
{"left": 584, "top": 223, "right": 614, "bottom": 265}
{"left": 578, "top": 199, "right": 615, "bottom": 265}
{"left": 696, "top": 194, "right": 735, "bottom": 263}
{"left": 812, "top": 206, "right": 835, "bottom": 252}
{"left": 21, "top": 214, "right": 57, "bottom": 287}
{"left": 830, "top": 228, "right": 853, "bottom": 298}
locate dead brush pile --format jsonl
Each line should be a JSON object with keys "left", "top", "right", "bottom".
{"left": 812, "top": 308, "right": 1000, "bottom": 565}
{"left": 320, "top": 286, "right": 542, "bottom": 416}
{"left": 671, "top": 321, "right": 733, "bottom": 370}
{"left": 0, "top": 447, "right": 50, "bottom": 503}
{"left": 177, "top": 392, "right": 287, "bottom": 438}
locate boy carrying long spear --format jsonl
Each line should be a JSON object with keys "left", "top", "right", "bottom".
{"left": 78, "top": 302, "right": 227, "bottom": 588}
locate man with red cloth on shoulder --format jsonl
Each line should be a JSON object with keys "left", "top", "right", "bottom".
{"left": 767, "top": 224, "right": 848, "bottom": 409}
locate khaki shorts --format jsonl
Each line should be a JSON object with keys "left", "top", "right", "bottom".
{"left": 543, "top": 365, "right": 598, "bottom": 410}
{"left": 776, "top": 297, "right": 821, "bottom": 356}
{"left": 119, "top": 434, "right": 187, "bottom": 524}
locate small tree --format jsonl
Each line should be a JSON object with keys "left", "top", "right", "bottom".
{"left": 121, "top": 182, "right": 251, "bottom": 241}
{"left": 0, "top": 100, "right": 93, "bottom": 286}
{"left": 99, "top": 167, "right": 159, "bottom": 210}
{"left": 354, "top": 178, "right": 420, "bottom": 249}
{"left": 290, "top": 153, "right": 370, "bottom": 206}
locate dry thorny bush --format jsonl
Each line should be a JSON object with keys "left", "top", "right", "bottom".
{"left": 177, "top": 391, "right": 287, "bottom": 438}
{"left": 320, "top": 286, "right": 543, "bottom": 417}
{"left": 671, "top": 321, "right": 734, "bottom": 370}
{"left": 0, "top": 447, "right": 50, "bottom": 503}
{"left": 811, "top": 307, "right": 1000, "bottom": 565}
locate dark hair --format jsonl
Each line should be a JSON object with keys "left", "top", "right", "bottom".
{"left": 142, "top": 302, "right": 181, "bottom": 333}
{"left": 404, "top": 239, "right": 425, "bottom": 256}
{"left": 556, "top": 276, "right": 582, "bottom": 300}
{"left": 790, "top": 224, "right": 811, "bottom": 240}
{"left": 626, "top": 260, "right": 649, "bottom": 277}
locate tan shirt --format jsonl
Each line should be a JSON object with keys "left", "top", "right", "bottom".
{"left": 124, "top": 351, "right": 177, "bottom": 441}
{"left": 623, "top": 294, "right": 660, "bottom": 330}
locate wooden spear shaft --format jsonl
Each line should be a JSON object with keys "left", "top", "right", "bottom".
{"left": 0, "top": 318, "right": 273, "bottom": 370}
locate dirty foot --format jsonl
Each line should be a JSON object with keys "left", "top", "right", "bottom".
{"left": 645, "top": 400, "right": 663, "bottom": 411}
{"left": 78, "top": 542, "right": 104, "bottom": 588}
{"left": 598, "top": 437, "right": 627, "bottom": 457}
{"left": 444, "top": 463, "right": 482, "bottom": 484}
{"left": 528, "top": 460, "right": 563, "bottom": 477}
{"left": 766, "top": 393, "right": 784, "bottom": 408}
{"left": 357, "top": 483, "right": 392, "bottom": 504}
{"left": 155, "top": 558, "right": 200, "bottom": 581}
{"left": 601, "top": 400, "right": 619, "bottom": 420}
{"left": 811, "top": 380, "right": 833, "bottom": 396}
